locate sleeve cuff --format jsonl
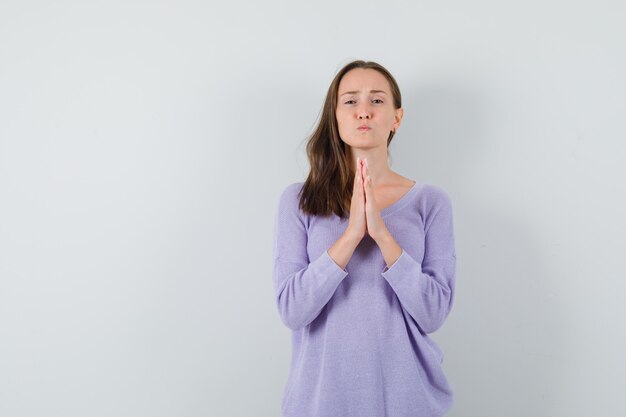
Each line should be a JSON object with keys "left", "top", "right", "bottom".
{"left": 321, "top": 249, "right": 349, "bottom": 277}
{"left": 381, "top": 249, "right": 421, "bottom": 284}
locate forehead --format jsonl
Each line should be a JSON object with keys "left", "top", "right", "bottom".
{"left": 338, "top": 68, "right": 391, "bottom": 94}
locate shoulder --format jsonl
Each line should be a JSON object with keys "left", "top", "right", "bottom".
{"left": 420, "top": 183, "right": 453, "bottom": 207}
{"left": 415, "top": 182, "right": 455, "bottom": 222}
{"left": 281, "top": 181, "right": 304, "bottom": 197}
{"left": 276, "top": 182, "right": 305, "bottom": 215}
{"left": 411, "top": 183, "right": 456, "bottom": 238}
{"left": 278, "top": 181, "right": 305, "bottom": 204}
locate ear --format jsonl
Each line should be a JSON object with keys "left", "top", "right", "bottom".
{"left": 393, "top": 107, "right": 404, "bottom": 130}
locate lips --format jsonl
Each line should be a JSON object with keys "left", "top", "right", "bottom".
{"left": 358, "top": 125, "right": 371, "bottom": 131}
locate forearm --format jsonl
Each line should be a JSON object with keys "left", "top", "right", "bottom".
{"left": 327, "top": 231, "right": 362, "bottom": 270}
{"left": 374, "top": 229, "right": 403, "bottom": 269}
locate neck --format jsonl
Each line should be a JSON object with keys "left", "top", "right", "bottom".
{"left": 350, "top": 149, "right": 393, "bottom": 186}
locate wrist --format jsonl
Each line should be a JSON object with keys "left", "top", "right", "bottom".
{"left": 373, "top": 227, "right": 392, "bottom": 244}
{"left": 343, "top": 229, "right": 364, "bottom": 246}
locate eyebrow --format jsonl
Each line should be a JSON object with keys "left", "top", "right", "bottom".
{"left": 339, "top": 90, "right": 388, "bottom": 96}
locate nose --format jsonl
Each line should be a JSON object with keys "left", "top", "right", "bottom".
{"left": 358, "top": 108, "right": 371, "bottom": 119}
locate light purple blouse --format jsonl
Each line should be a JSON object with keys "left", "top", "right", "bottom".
{"left": 272, "top": 181, "right": 457, "bottom": 417}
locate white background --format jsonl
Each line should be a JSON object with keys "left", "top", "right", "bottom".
{"left": 1, "top": 1, "right": 624, "bottom": 416}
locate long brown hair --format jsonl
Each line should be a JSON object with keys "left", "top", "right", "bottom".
{"left": 298, "top": 60, "right": 402, "bottom": 219}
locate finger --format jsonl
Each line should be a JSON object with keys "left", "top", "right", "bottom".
{"left": 361, "top": 164, "right": 368, "bottom": 201}
{"left": 360, "top": 159, "right": 365, "bottom": 180}
{"left": 354, "top": 160, "right": 365, "bottom": 200}
{"left": 364, "top": 175, "right": 375, "bottom": 205}
{"left": 360, "top": 159, "right": 366, "bottom": 183}
{"left": 362, "top": 163, "right": 367, "bottom": 184}
{"left": 359, "top": 161, "right": 366, "bottom": 194}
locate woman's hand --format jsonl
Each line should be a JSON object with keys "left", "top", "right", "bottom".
{"left": 346, "top": 157, "right": 367, "bottom": 241}
{"left": 361, "top": 159, "right": 390, "bottom": 242}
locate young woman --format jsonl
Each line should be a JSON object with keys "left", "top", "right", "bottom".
{"left": 273, "top": 60, "right": 457, "bottom": 417}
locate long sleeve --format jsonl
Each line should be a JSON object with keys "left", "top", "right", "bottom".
{"left": 381, "top": 189, "right": 457, "bottom": 334}
{"left": 272, "top": 184, "right": 349, "bottom": 330}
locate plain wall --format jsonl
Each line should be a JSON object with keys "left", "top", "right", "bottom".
{"left": 1, "top": 1, "right": 624, "bottom": 416}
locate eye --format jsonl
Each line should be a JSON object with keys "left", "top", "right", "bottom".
{"left": 344, "top": 99, "right": 356, "bottom": 104}
{"left": 372, "top": 98, "right": 384, "bottom": 104}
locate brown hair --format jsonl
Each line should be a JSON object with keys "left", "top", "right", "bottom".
{"left": 298, "top": 60, "right": 402, "bottom": 219}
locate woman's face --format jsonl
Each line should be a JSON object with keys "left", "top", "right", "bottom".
{"left": 335, "top": 68, "right": 403, "bottom": 150}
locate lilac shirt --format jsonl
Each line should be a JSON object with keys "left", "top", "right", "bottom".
{"left": 272, "top": 181, "right": 457, "bottom": 417}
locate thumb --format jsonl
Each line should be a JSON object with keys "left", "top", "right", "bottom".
{"left": 362, "top": 175, "right": 371, "bottom": 205}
